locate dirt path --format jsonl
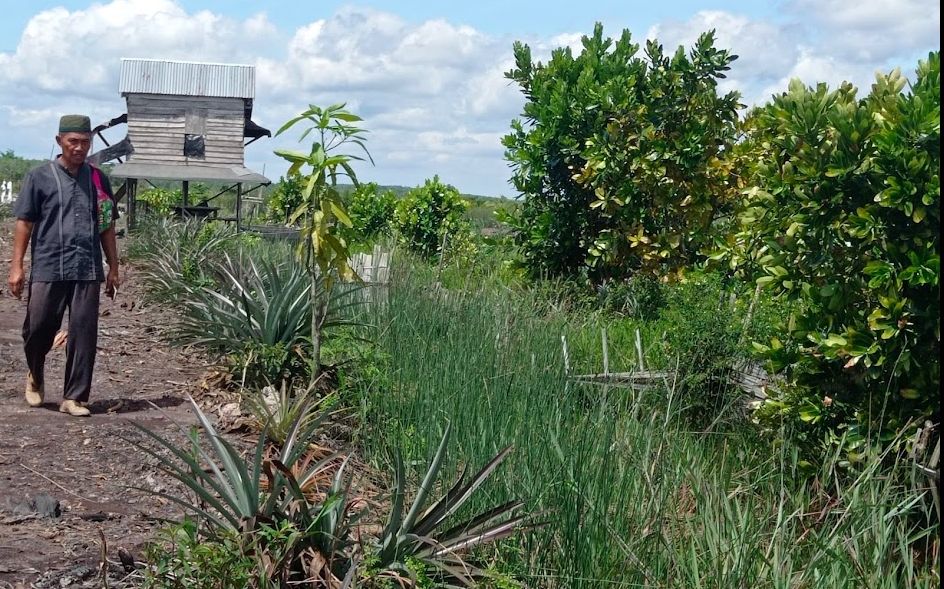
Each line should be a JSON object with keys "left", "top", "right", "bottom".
{"left": 0, "top": 218, "right": 212, "bottom": 587}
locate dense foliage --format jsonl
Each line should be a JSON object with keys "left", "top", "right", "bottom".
{"left": 503, "top": 24, "right": 741, "bottom": 281}
{"left": 123, "top": 24, "right": 939, "bottom": 589}
{"left": 265, "top": 175, "right": 305, "bottom": 224}
{"left": 393, "top": 175, "right": 469, "bottom": 258}
{"left": 347, "top": 182, "right": 397, "bottom": 243}
{"left": 275, "top": 103, "right": 371, "bottom": 381}
{"left": 137, "top": 187, "right": 178, "bottom": 215}
{"left": 726, "top": 54, "right": 941, "bottom": 452}
{"left": 0, "top": 149, "right": 44, "bottom": 186}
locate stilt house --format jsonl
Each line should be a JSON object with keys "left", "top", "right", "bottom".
{"left": 104, "top": 58, "right": 271, "bottom": 227}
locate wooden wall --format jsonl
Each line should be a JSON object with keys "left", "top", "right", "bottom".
{"left": 126, "top": 94, "right": 245, "bottom": 166}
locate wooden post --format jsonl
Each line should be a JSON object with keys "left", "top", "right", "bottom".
{"left": 182, "top": 180, "right": 190, "bottom": 208}
{"left": 126, "top": 179, "right": 135, "bottom": 230}
{"left": 741, "top": 283, "right": 763, "bottom": 335}
{"left": 436, "top": 231, "right": 449, "bottom": 282}
{"left": 236, "top": 183, "right": 243, "bottom": 231}
{"left": 561, "top": 335, "right": 570, "bottom": 375}
{"left": 929, "top": 438, "right": 940, "bottom": 520}
{"left": 635, "top": 328, "right": 645, "bottom": 372}
{"left": 128, "top": 178, "right": 138, "bottom": 230}
{"left": 602, "top": 327, "right": 610, "bottom": 376}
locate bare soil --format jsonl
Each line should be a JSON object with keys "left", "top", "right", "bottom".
{"left": 0, "top": 218, "right": 215, "bottom": 587}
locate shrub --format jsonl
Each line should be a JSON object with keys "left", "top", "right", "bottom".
{"left": 394, "top": 176, "right": 470, "bottom": 258}
{"left": 731, "top": 53, "right": 940, "bottom": 453}
{"left": 265, "top": 175, "right": 305, "bottom": 225}
{"left": 348, "top": 182, "right": 397, "bottom": 243}
{"left": 172, "top": 247, "right": 363, "bottom": 387}
{"left": 595, "top": 274, "right": 665, "bottom": 320}
{"left": 135, "top": 218, "right": 242, "bottom": 300}
{"left": 129, "top": 399, "right": 533, "bottom": 588}
{"left": 658, "top": 272, "right": 745, "bottom": 424}
{"left": 137, "top": 187, "right": 178, "bottom": 216}
{"left": 502, "top": 24, "right": 742, "bottom": 282}
{"left": 143, "top": 520, "right": 254, "bottom": 589}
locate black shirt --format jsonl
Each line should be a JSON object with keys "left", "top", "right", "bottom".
{"left": 14, "top": 159, "right": 117, "bottom": 282}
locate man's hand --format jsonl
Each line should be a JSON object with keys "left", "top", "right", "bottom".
{"left": 105, "top": 265, "right": 120, "bottom": 299}
{"left": 9, "top": 219, "right": 33, "bottom": 299}
{"left": 7, "top": 265, "right": 25, "bottom": 299}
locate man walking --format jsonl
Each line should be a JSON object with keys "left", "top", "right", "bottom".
{"left": 7, "top": 114, "right": 120, "bottom": 417}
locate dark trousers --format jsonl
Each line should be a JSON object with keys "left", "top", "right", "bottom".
{"left": 22, "top": 281, "right": 100, "bottom": 402}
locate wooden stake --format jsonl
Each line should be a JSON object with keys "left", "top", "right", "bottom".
{"left": 635, "top": 328, "right": 645, "bottom": 372}
{"left": 561, "top": 335, "right": 570, "bottom": 375}
{"left": 741, "top": 282, "right": 762, "bottom": 336}
{"left": 602, "top": 327, "right": 610, "bottom": 376}
{"left": 928, "top": 438, "right": 940, "bottom": 521}
{"left": 436, "top": 231, "right": 449, "bottom": 282}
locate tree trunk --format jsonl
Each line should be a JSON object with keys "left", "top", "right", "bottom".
{"left": 310, "top": 270, "right": 324, "bottom": 386}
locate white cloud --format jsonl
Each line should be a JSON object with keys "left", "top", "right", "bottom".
{"left": 647, "top": 4, "right": 938, "bottom": 106}
{"left": 0, "top": 0, "right": 279, "bottom": 98}
{"left": 2, "top": 105, "right": 63, "bottom": 128}
{"left": 649, "top": 11, "right": 800, "bottom": 82}
{"left": 790, "top": 0, "right": 939, "bottom": 58}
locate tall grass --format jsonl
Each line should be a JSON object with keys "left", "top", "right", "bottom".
{"left": 353, "top": 261, "right": 940, "bottom": 588}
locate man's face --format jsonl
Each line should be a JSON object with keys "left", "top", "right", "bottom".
{"left": 56, "top": 132, "right": 91, "bottom": 167}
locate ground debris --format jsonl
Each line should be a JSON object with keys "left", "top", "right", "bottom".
{"left": 1, "top": 494, "right": 61, "bottom": 519}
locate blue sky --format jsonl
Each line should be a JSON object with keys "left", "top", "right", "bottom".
{"left": 0, "top": 1, "right": 783, "bottom": 45}
{"left": 0, "top": 1, "right": 938, "bottom": 196}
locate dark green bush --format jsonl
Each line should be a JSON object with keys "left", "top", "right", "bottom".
{"left": 658, "top": 272, "right": 744, "bottom": 424}
{"left": 502, "top": 24, "right": 741, "bottom": 282}
{"left": 265, "top": 175, "right": 305, "bottom": 224}
{"left": 347, "top": 182, "right": 397, "bottom": 244}
{"left": 729, "top": 53, "right": 940, "bottom": 454}
{"left": 394, "top": 176, "right": 469, "bottom": 258}
{"left": 596, "top": 274, "right": 665, "bottom": 320}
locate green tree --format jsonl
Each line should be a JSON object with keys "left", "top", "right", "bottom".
{"left": 346, "top": 181, "right": 397, "bottom": 243}
{"left": 274, "top": 103, "right": 372, "bottom": 382}
{"left": 0, "top": 149, "right": 44, "bottom": 187}
{"left": 394, "top": 176, "right": 469, "bottom": 258}
{"left": 265, "top": 175, "right": 305, "bottom": 224}
{"left": 138, "top": 187, "right": 179, "bottom": 216}
{"left": 733, "top": 54, "right": 940, "bottom": 452}
{"left": 503, "top": 24, "right": 742, "bottom": 282}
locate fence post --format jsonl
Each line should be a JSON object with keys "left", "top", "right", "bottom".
{"left": 602, "top": 327, "right": 609, "bottom": 376}
{"left": 561, "top": 335, "right": 570, "bottom": 375}
{"left": 635, "top": 328, "right": 646, "bottom": 372}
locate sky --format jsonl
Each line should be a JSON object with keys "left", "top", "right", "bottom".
{"left": 0, "top": 1, "right": 939, "bottom": 197}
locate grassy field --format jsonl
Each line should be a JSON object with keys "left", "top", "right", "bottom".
{"left": 126, "top": 219, "right": 939, "bottom": 588}
{"left": 347, "top": 258, "right": 939, "bottom": 588}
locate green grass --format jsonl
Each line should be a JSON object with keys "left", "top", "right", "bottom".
{"left": 351, "top": 259, "right": 940, "bottom": 588}
{"left": 126, "top": 221, "right": 939, "bottom": 587}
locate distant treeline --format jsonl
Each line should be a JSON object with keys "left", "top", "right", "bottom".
{"left": 0, "top": 150, "right": 46, "bottom": 187}
{"left": 334, "top": 182, "right": 512, "bottom": 203}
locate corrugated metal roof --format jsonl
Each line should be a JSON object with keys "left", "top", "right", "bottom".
{"left": 119, "top": 58, "right": 255, "bottom": 99}
{"left": 111, "top": 161, "right": 270, "bottom": 184}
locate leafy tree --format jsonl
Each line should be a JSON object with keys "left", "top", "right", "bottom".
{"left": 265, "top": 175, "right": 305, "bottom": 225}
{"left": 274, "top": 103, "right": 372, "bottom": 382}
{"left": 138, "top": 187, "right": 179, "bottom": 215}
{"left": 346, "top": 181, "right": 397, "bottom": 243}
{"left": 0, "top": 150, "right": 44, "bottom": 187}
{"left": 732, "top": 54, "right": 940, "bottom": 453}
{"left": 502, "top": 24, "right": 742, "bottom": 282}
{"left": 394, "top": 175, "right": 469, "bottom": 258}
